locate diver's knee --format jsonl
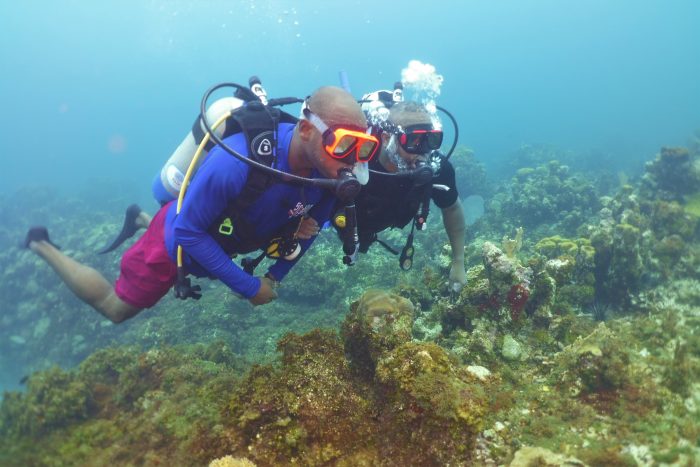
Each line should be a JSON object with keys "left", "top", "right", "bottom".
{"left": 96, "top": 293, "right": 141, "bottom": 323}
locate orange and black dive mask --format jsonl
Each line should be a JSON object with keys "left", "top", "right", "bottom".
{"left": 303, "top": 107, "right": 379, "bottom": 163}
{"left": 398, "top": 123, "right": 444, "bottom": 154}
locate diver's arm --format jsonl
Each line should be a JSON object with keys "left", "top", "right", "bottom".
{"left": 432, "top": 157, "right": 466, "bottom": 291}
{"left": 173, "top": 149, "right": 262, "bottom": 299}
{"left": 266, "top": 194, "right": 335, "bottom": 282}
{"left": 441, "top": 198, "right": 467, "bottom": 291}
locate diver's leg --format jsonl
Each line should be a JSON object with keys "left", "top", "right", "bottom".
{"left": 29, "top": 240, "right": 142, "bottom": 323}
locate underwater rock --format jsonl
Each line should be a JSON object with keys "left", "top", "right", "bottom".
{"left": 209, "top": 456, "right": 256, "bottom": 467}
{"left": 32, "top": 316, "right": 51, "bottom": 339}
{"left": 482, "top": 241, "right": 532, "bottom": 289}
{"left": 341, "top": 289, "right": 414, "bottom": 375}
{"left": 9, "top": 335, "right": 26, "bottom": 345}
{"left": 228, "top": 330, "right": 378, "bottom": 465}
{"left": 501, "top": 334, "right": 524, "bottom": 361}
{"left": 375, "top": 341, "right": 488, "bottom": 464}
{"left": 552, "top": 323, "right": 631, "bottom": 397}
{"left": 412, "top": 313, "right": 442, "bottom": 341}
{"left": 651, "top": 200, "right": 698, "bottom": 240}
{"left": 227, "top": 329, "right": 491, "bottom": 465}
{"left": 641, "top": 146, "right": 700, "bottom": 201}
{"left": 509, "top": 445, "right": 586, "bottom": 466}
{"left": 467, "top": 365, "right": 492, "bottom": 381}
{"left": 589, "top": 217, "right": 645, "bottom": 306}
{"left": 443, "top": 323, "right": 498, "bottom": 366}
{"left": 0, "top": 366, "right": 91, "bottom": 438}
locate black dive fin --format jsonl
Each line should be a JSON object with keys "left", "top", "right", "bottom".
{"left": 23, "top": 226, "right": 61, "bottom": 250}
{"left": 98, "top": 204, "right": 142, "bottom": 254}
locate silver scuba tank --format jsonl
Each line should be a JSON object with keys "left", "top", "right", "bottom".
{"left": 152, "top": 96, "right": 245, "bottom": 204}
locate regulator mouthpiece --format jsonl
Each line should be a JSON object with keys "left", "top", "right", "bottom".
{"left": 353, "top": 161, "right": 369, "bottom": 185}
{"left": 335, "top": 168, "right": 361, "bottom": 202}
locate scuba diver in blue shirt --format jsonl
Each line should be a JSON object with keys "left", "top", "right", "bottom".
{"left": 334, "top": 87, "right": 467, "bottom": 292}
{"left": 24, "top": 85, "right": 379, "bottom": 323}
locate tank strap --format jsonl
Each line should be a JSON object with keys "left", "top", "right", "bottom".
{"left": 200, "top": 100, "right": 302, "bottom": 256}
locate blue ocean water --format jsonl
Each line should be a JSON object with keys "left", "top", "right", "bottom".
{"left": 1, "top": 0, "right": 699, "bottom": 197}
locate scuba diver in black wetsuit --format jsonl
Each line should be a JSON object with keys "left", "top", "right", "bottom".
{"left": 335, "top": 96, "right": 467, "bottom": 292}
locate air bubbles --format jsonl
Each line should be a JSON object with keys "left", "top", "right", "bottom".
{"left": 401, "top": 60, "right": 444, "bottom": 126}
{"left": 401, "top": 60, "right": 444, "bottom": 98}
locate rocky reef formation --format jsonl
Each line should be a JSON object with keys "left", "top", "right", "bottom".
{"left": 448, "top": 146, "right": 491, "bottom": 199}
{"left": 640, "top": 146, "right": 700, "bottom": 201}
{"left": 586, "top": 151, "right": 700, "bottom": 306}
{"left": 482, "top": 159, "right": 600, "bottom": 238}
{"left": 0, "top": 291, "right": 493, "bottom": 466}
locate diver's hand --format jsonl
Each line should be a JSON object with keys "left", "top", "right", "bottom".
{"left": 449, "top": 262, "right": 467, "bottom": 294}
{"left": 296, "top": 217, "right": 320, "bottom": 240}
{"left": 249, "top": 277, "right": 278, "bottom": 306}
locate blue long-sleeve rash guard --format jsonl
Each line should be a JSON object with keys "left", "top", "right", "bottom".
{"left": 164, "top": 123, "right": 336, "bottom": 299}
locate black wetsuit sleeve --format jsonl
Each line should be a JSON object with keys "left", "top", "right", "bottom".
{"left": 431, "top": 158, "right": 459, "bottom": 208}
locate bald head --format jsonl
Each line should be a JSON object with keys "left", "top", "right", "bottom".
{"left": 306, "top": 86, "right": 367, "bottom": 128}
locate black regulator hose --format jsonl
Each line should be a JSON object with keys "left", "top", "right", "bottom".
{"left": 436, "top": 105, "right": 459, "bottom": 160}
{"left": 199, "top": 82, "right": 359, "bottom": 200}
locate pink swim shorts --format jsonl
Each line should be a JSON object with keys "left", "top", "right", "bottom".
{"left": 115, "top": 205, "right": 177, "bottom": 308}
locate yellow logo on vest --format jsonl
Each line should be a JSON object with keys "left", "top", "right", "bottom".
{"left": 218, "top": 218, "right": 234, "bottom": 235}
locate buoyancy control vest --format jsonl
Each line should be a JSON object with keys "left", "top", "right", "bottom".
{"left": 155, "top": 79, "right": 306, "bottom": 299}
{"left": 158, "top": 77, "right": 364, "bottom": 299}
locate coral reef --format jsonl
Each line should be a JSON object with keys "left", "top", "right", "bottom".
{"left": 586, "top": 174, "right": 699, "bottom": 306}
{"left": 0, "top": 292, "right": 492, "bottom": 466}
{"left": 226, "top": 329, "right": 378, "bottom": 465}
{"left": 0, "top": 342, "right": 246, "bottom": 465}
{"left": 447, "top": 146, "right": 491, "bottom": 198}
{"left": 484, "top": 159, "right": 600, "bottom": 237}
{"left": 438, "top": 240, "right": 559, "bottom": 336}
{"left": 640, "top": 146, "right": 700, "bottom": 201}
